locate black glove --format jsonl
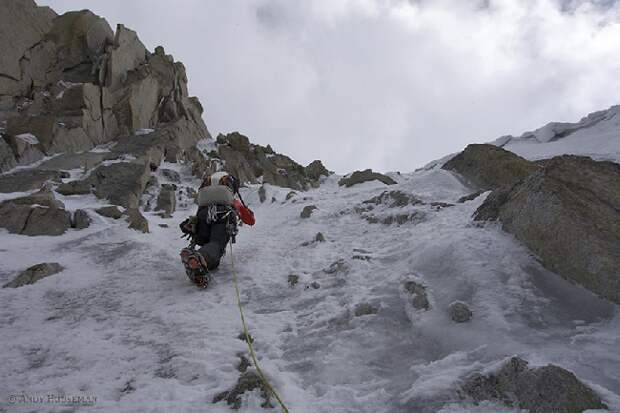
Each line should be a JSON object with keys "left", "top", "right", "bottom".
{"left": 179, "top": 216, "right": 197, "bottom": 235}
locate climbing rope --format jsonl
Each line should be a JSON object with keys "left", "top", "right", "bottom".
{"left": 229, "top": 243, "right": 290, "bottom": 413}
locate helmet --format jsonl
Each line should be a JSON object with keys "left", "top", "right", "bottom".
{"left": 200, "top": 171, "right": 239, "bottom": 193}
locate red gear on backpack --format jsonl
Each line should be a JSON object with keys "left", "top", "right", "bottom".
{"left": 233, "top": 199, "right": 255, "bottom": 226}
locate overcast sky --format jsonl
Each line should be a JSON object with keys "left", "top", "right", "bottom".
{"left": 39, "top": 0, "right": 620, "bottom": 173}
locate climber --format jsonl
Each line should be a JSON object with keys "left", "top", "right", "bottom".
{"left": 179, "top": 171, "right": 255, "bottom": 288}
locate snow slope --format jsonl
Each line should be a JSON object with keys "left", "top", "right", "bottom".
{"left": 1, "top": 157, "right": 619, "bottom": 412}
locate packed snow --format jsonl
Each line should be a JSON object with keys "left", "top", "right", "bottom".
{"left": 0, "top": 153, "right": 618, "bottom": 412}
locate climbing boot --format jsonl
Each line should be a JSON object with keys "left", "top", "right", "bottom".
{"left": 180, "top": 248, "right": 211, "bottom": 288}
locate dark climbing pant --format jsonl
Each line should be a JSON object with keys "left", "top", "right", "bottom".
{"left": 197, "top": 222, "right": 229, "bottom": 270}
{"left": 195, "top": 205, "right": 234, "bottom": 271}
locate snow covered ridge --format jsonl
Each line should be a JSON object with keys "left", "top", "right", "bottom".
{"left": 495, "top": 105, "right": 620, "bottom": 164}
{"left": 425, "top": 105, "right": 620, "bottom": 169}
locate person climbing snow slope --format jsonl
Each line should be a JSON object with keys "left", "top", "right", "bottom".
{"left": 179, "top": 171, "right": 255, "bottom": 288}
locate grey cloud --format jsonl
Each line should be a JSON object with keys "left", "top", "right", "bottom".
{"left": 38, "top": 0, "right": 620, "bottom": 173}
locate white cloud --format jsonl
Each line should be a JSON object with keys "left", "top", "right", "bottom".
{"left": 38, "top": 0, "right": 620, "bottom": 173}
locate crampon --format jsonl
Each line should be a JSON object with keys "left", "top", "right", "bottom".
{"left": 180, "top": 248, "right": 211, "bottom": 288}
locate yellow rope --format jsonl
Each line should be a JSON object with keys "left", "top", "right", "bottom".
{"left": 229, "top": 243, "right": 290, "bottom": 413}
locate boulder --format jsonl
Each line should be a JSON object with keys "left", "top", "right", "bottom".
{"left": 126, "top": 208, "right": 149, "bottom": 233}
{"left": 0, "top": 169, "right": 65, "bottom": 193}
{"left": 56, "top": 180, "right": 92, "bottom": 196}
{"left": 442, "top": 144, "right": 539, "bottom": 190}
{"left": 460, "top": 357, "right": 607, "bottom": 413}
{"left": 95, "top": 205, "right": 123, "bottom": 219}
{"left": 403, "top": 280, "right": 430, "bottom": 311}
{"left": 474, "top": 155, "right": 620, "bottom": 304}
{"left": 339, "top": 169, "right": 397, "bottom": 187}
{"left": 21, "top": 206, "right": 72, "bottom": 236}
{"left": 155, "top": 184, "right": 176, "bottom": 216}
{"left": 3, "top": 263, "right": 64, "bottom": 288}
{"left": 88, "top": 162, "right": 150, "bottom": 208}
{"left": 0, "top": 193, "right": 74, "bottom": 236}
{"left": 448, "top": 301, "right": 472, "bottom": 323}
{"left": 72, "top": 209, "right": 91, "bottom": 229}
{"left": 300, "top": 205, "right": 317, "bottom": 219}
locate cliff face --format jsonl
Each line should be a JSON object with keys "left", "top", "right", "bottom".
{"left": 0, "top": 0, "right": 209, "bottom": 171}
{"left": 0, "top": 0, "right": 330, "bottom": 221}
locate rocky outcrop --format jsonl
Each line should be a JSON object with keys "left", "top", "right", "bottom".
{"left": 0, "top": 1, "right": 210, "bottom": 167}
{"left": 460, "top": 357, "right": 607, "bottom": 412}
{"left": 442, "top": 144, "right": 539, "bottom": 190}
{"left": 339, "top": 169, "right": 397, "bottom": 187}
{"left": 305, "top": 160, "right": 330, "bottom": 181}
{"left": 215, "top": 132, "right": 330, "bottom": 190}
{"left": 0, "top": 0, "right": 56, "bottom": 96}
{"left": 475, "top": 155, "right": 620, "bottom": 303}
{"left": 3, "top": 263, "right": 64, "bottom": 288}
